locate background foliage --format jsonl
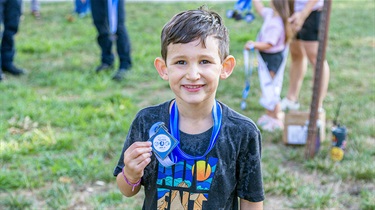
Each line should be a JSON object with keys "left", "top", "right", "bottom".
{"left": 0, "top": 1, "right": 374, "bottom": 209}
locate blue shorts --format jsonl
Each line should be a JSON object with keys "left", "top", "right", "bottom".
{"left": 259, "top": 51, "right": 283, "bottom": 74}
{"left": 296, "top": 11, "right": 321, "bottom": 41}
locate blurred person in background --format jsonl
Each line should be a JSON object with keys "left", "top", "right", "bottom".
{"left": 0, "top": 0, "right": 25, "bottom": 81}
{"left": 244, "top": 0, "right": 294, "bottom": 132}
{"left": 90, "top": 0, "right": 132, "bottom": 81}
{"left": 280, "top": 0, "right": 330, "bottom": 112}
{"left": 31, "top": 0, "right": 40, "bottom": 19}
{"left": 75, "top": 0, "right": 90, "bottom": 18}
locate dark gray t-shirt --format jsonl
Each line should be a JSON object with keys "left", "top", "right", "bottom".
{"left": 114, "top": 100, "right": 264, "bottom": 210}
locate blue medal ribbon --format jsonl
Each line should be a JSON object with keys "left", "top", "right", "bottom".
{"left": 170, "top": 100, "right": 222, "bottom": 160}
{"left": 149, "top": 101, "right": 222, "bottom": 167}
{"left": 149, "top": 100, "right": 222, "bottom": 167}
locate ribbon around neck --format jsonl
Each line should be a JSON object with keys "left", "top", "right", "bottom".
{"left": 149, "top": 101, "right": 222, "bottom": 167}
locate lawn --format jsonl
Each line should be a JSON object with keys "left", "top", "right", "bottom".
{"left": 0, "top": 1, "right": 374, "bottom": 209}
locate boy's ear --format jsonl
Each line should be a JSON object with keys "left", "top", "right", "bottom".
{"left": 220, "top": 55, "right": 236, "bottom": 79}
{"left": 154, "top": 57, "right": 169, "bottom": 80}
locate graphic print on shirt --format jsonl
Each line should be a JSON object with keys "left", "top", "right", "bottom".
{"left": 156, "top": 157, "right": 218, "bottom": 210}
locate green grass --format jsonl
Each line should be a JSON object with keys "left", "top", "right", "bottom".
{"left": 0, "top": 1, "right": 374, "bottom": 209}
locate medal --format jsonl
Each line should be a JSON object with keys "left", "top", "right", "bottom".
{"left": 148, "top": 123, "right": 178, "bottom": 160}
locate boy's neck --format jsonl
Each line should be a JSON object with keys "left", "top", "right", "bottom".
{"left": 173, "top": 99, "right": 215, "bottom": 134}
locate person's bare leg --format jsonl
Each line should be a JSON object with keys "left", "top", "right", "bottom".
{"left": 303, "top": 41, "right": 330, "bottom": 109}
{"left": 267, "top": 104, "right": 281, "bottom": 119}
{"left": 287, "top": 40, "right": 308, "bottom": 102}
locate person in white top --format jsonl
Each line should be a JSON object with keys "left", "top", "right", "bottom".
{"left": 281, "top": 0, "right": 330, "bottom": 112}
{"left": 245, "top": 0, "right": 293, "bottom": 131}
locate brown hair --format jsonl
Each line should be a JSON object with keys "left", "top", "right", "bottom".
{"left": 272, "top": 0, "right": 294, "bottom": 43}
{"left": 160, "top": 6, "right": 229, "bottom": 63}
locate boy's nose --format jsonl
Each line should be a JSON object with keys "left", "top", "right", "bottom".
{"left": 185, "top": 65, "right": 200, "bottom": 80}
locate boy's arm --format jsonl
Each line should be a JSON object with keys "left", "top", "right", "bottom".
{"left": 116, "top": 141, "right": 152, "bottom": 197}
{"left": 252, "top": 0, "right": 264, "bottom": 16}
{"left": 240, "top": 199, "right": 263, "bottom": 210}
{"left": 116, "top": 170, "right": 142, "bottom": 197}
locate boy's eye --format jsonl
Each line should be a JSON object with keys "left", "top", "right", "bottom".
{"left": 176, "top": 60, "right": 187, "bottom": 65}
{"left": 200, "top": 60, "right": 211, "bottom": 64}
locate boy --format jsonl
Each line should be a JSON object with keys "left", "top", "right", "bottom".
{"left": 113, "top": 6, "right": 264, "bottom": 209}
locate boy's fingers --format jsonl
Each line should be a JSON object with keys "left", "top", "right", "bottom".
{"left": 124, "top": 142, "right": 152, "bottom": 166}
{"left": 131, "top": 141, "right": 152, "bottom": 148}
{"left": 124, "top": 152, "right": 152, "bottom": 178}
{"left": 125, "top": 142, "right": 152, "bottom": 155}
{"left": 137, "top": 157, "right": 152, "bottom": 169}
{"left": 134, "top": 152, "right": 152, "bottom": 167}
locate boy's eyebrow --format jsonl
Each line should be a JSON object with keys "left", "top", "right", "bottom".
{"left": 168, "top": 54, "right": 187, "bottom": 60}
{"left": 168, "top": 54, "right": 217, "bottom": 61}
{"left": 197, "top": 54, "right": 217, "bottom": 60}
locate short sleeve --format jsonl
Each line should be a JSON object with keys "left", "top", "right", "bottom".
{"left": 262, "top": 19, "right": 284, "bottom": 47}
{"left": 260, "top": 7, "right": 273, "bottom": 19}
{"left": 236, "top": 129, "right": 265, "bottom": 202}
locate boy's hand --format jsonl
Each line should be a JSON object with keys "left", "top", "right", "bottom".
{"left": 123, "top": 141, "right": 152, "bottom": 183}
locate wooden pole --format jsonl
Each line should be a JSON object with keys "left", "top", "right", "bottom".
{"left": 305, "top": 0, "right": 332, "bottom": 159}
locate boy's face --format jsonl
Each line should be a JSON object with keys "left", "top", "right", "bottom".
{"left": 155, "top": 36, "right": 235, "bottom": 106}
